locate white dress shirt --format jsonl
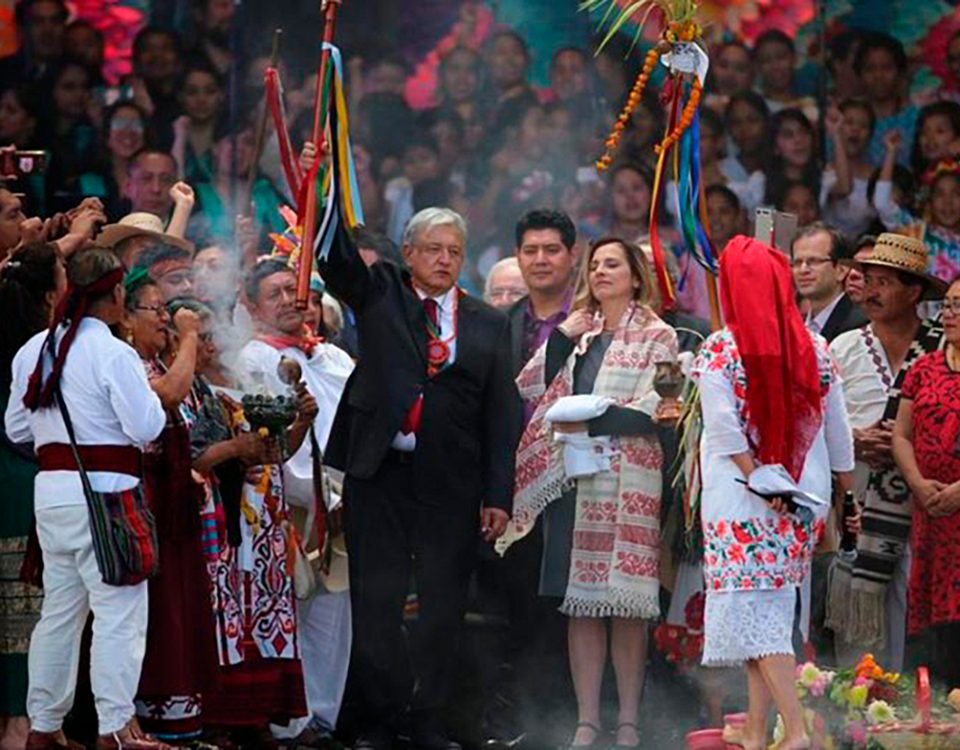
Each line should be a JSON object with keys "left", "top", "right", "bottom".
{"left": 236, "top": 339, "right": 354, "bottom": 510}
{"left": 5, "top": 318, "right": 165, "bottom": 510}
{"left": 391, "top": 285, "right": 458, "bottom": 451}
{"left": 807, "top": 292, "right": 844, "bottom": 335}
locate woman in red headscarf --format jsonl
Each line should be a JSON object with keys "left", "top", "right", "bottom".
{"left": 690, "top": 237, "right": 855, "bottom": 750}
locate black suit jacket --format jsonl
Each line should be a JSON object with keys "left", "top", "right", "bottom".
{"left": 819, "top": 294, "right": 867, "bottom": 343}
{"left": 320, "top": 231, "right": 520, "bottom": 514}
{"left": 506, "top": 297, "right": 530, "bottom": 378}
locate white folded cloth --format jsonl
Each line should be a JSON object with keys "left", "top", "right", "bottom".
{"left": 545, "top": 394, "right": 614, "bottom": 423}
{"left": 748, "top": 464, "right": 828, "bottom": 510}
{"left": 554, "top": 432, "right": 613, "bottom": 479}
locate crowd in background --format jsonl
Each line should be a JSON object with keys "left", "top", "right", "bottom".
{"left": 4, "top": 0, "right": 960, "bottom": 300}
{"left": 2, "top": 1, "right": 960, "bottom": 750}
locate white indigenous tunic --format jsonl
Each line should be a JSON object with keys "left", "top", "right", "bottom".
{"left": 6, "top": 319, "right": 165, "bottom": 505}
{"left": 236, "top": 338, "right": 354, "bottom": 731}
{"left": 691, "top": 329, "right": 854, "bottom": 666}
{"left": 236, "top": 339, "right": 354, "bottom": 516}
{"left": 829, "top": 325, "right": 890, "bottom": 493}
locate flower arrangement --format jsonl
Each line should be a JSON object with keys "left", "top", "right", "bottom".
{"left": 652, "top": 590, "right": 704, "bottom": 665}
{"left": 788, "top": 655, "right": 908, "bottom": 748}
{"left": 787, "top": 658, "right": 960, "bottom": 749}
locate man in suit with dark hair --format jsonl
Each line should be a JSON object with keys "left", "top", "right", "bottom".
{"left": 791, "top": 222, "right": 867, "bottom": 342}
{"left": 320, "top": 207, "right": 520, "bottom": 750}
{"left": 478, "top": 208, "right": 577, "bottom": 748}
{"left": 505, "top": 208, "right": 578, "bottom": 377}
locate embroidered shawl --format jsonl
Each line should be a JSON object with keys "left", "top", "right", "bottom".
{"left": 499, "top": 303, "right": 678, "bottom": 619}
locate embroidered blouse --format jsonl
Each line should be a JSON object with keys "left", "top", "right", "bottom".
{"left": 691, "top": 329, "right": 855, "bottom": 593}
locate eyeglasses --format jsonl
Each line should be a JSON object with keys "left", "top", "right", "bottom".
{"left": 487, "top": 287, "right": 526, "bottom": 303}
{"left": 790, "top": 257, "right": 834, "bottom": 270}
{"left": 942, "top": 298, "right": 960, "bottom": 315}
{"left": 134, "top": 304, "right": 168, "bottom": 316}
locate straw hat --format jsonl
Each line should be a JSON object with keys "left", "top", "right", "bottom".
{"left": 96, "top": 212, "right": 194, "bottom": 254}
{"left": 847, "top": 232, "right": 948, "bottom": 300}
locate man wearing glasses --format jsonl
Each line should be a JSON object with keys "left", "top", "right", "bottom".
{"left": 791, "top": 222, "right": 866, "bottom": 342}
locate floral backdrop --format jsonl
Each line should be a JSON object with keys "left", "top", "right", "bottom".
{"left": 68, "top": 0, "right": 148, "bottom": 84}
{"left": 55, "top": 0, "right": 960, "bottom": 93}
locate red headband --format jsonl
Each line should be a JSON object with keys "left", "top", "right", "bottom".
{"left": 23, "top": 266, "right": 126, "bottom": 411}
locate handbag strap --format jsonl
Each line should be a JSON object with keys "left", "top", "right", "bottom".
{"left": 53, "top": 385, "right": 98, "bottom": 502}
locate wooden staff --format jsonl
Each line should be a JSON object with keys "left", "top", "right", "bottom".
{"left": 242, "top": 28, "right": 283, "bottom": 217}
{"left": 297, "top": 0, "right": 343, "bottom": 309}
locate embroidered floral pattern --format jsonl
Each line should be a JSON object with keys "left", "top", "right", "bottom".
{"left": 693, "top": 329, "right": 836, "bottom": 593}
{"left": 703, "top": 516, "right": 826, "bottom": 592}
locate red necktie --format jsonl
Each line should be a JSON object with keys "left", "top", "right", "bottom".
{"left": 400, "top": 298, "right": 439, "bottom": 435}
{"left": 423, "top": 297, "right": 439, "bottom": 329}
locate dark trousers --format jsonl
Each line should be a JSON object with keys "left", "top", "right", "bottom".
{"left": 343, "top": 453, "right": 479, "bottom": 729}
{"left": 475, "top": 523, "right": 570, "bottom": 741}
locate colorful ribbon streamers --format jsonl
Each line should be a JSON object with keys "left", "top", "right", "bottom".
{"left": 304, "top": 42, "right": 365, "bottom": 265}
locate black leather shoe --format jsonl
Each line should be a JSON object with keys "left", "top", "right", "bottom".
{"left": 408, "top": 727, "right": 461, "bottom": 750}
{"left": 353, "top": 727, "right": 393, "bottom": 750}
{"left": 481, "top": 735, "right": 526, "bottom": 750}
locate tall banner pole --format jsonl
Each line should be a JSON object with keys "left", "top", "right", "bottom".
{"left": 242, "top": 28, "right": 283, "bottom": 217}
{"left": 297, "top": 0, "right": 342, "bottom": 309}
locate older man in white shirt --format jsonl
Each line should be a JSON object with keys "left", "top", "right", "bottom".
{"left": 5, "top": 250, "right": 166, "bottom": 750}
{"left": 236, "top": 258, "right": 354, "bottom": 744}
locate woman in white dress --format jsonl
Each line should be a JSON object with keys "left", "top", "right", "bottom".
{"left": 691, "top": 236, "right": 855, "bottom": 750}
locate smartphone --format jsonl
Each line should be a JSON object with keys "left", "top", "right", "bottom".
{"left": 754, "top": 207, "right": 798, "bottom": 253}
{"left": 0, "top": 150, "right": 47, "bottom": 178}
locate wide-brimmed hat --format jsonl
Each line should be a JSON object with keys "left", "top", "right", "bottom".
{"left": 846, "top": 232, "right": 948, "bottom": 300}
{"left": 96, "top": 212, "right": 194, "bottom": 254}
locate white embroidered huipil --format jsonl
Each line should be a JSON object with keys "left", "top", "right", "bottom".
{"left": 236, "top": 338, "right": 354, "bottom": 733}
{"left": 5, "top": 318, "right": 165, "bottom": 735}
{"left": 691, "top": 329, "right": 854, "bottom": 667}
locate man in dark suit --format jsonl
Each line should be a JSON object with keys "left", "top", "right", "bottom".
{"left": 480, "top": 209, "right": 577, "bottom": 748}
{"left": 320, "top": 207, "right": 520, "bottom": 750}
{"left": 791, "top": 222, "right": 867, "bottom": 342}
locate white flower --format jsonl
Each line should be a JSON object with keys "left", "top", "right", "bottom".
{"left": 866, "top": 700, "right": 896, "bottom": 725}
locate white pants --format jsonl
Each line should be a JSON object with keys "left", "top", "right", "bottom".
{"left": 29, "top": 505, "right": 148, "bottom": 735}
{"left": 271, "top": 588, "right": 351, "bottom": 739}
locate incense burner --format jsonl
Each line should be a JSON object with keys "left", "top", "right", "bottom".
{"left": 652, "top": 360, "right": 684, "bottom": 425}
{"left": 242, "top": 394, "right": 297, "bottom": 436}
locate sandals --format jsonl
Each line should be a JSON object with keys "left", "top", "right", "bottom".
{"left": 566, "top": 722, "right": 603, "bottom": 750}
{"left": 610, "top": 722, "right": 641, "bottom": 750}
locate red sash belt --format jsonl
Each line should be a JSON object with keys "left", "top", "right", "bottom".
{"left": 37, "top": 443, "right": 142, "bottom": 477}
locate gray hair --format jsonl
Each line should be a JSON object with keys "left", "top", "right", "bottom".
{"left": 402, "top": 207, "right": 468, "bottom": 247}
{"left": 483, "top": 257, "right": 521, "bottom": 299}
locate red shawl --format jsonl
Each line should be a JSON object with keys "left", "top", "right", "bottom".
{"left": 719, "top": 236, "right": 823, "bottom": 480}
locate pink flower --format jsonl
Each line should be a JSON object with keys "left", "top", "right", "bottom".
{"left": 845, "top": 720, "right": 867, "bottom": 744}
{"left": 809, "top": 675, "right": 828, "bottom": 697}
